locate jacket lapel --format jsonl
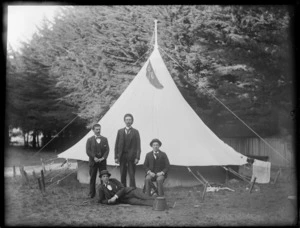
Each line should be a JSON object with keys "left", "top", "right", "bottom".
{"left": 124, "top": 127, "right": 134, "bottom": 143}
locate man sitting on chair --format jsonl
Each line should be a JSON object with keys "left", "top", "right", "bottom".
{"left": 144, "top": 139, "right": 170, "bottom": 196}
{"left": 98, "top": 170, "right": 155, "bottom": 206}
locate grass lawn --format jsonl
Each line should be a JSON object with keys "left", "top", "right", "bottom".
{"left": 4, "top": 146, "right": 298, "bottom": 226}
{"left": 5, "top": 146, "right": 72, "bottom": 167}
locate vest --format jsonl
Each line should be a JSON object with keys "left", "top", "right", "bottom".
{"left": 95, "top": 140, "right": 103, "bottom": 158}
{"left": 153, "top": 154, "right": 161, "bottom": 174}
{"left": 123, "top": 130, "right": 131, "bottom": 153}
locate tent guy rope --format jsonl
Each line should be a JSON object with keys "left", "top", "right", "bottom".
{"left": 159, "top": 46, "right": 290, "bottom": 165}
{"left": 29, "top": 115, "right": 78, "bottom": 159}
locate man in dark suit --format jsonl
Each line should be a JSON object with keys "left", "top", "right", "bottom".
{"left": 144, "top": 139, "right": 170, "bottom": 196}
{"left": 86, "top": 123, "right": 109, "bottom": 198}
{"left": 115, "top": 113, "right": 141, "bottom": 187}
{"left": 98, "top": 170, "right": 154, "bottom": 206}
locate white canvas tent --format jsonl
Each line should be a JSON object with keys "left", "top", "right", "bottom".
{"left": 58, "top": 24, "right": 248, "bottom": 187}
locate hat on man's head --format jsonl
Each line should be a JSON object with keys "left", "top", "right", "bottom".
{"left": 150, "top": 138, "right": 162, "bottom": 147}
{"left": 99, "top": 170, "right": 111, "bottom": 178}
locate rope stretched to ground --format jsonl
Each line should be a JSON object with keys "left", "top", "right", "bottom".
{"left": 29, "top": 115, "right": 78, "bottom": 159}
{"left": 187, "top": 167, "right": 207, "bottom": 186}
{"left": 159, "top": 46, "right": 290, "bottom": 165}
{"left": 43, "top": 156, "right": 62, "bottom": 164}
{"left": 47, "top": 169, "right": 78, "bottom": 190}
{"left": 222, "top": 166, "right": 251, "bottom": 183}
{"left": 44, "top": 161, "right": 70, "bottom": 178}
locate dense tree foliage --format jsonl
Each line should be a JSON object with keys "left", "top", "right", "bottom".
{"left": 6, "top": 5, "right": 295, "bottom": 142}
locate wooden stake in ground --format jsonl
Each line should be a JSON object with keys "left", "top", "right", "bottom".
{"left": 37, "top": 177, "right": 42, "bottom": 192}
{"left": 272, "top": 168, "right": 281, "bottom": 184}
{"left": 225, "top": 169, "right": 229, "bottom": 184}
{"left": 196, "top": 170, "right": 210, "bottom": 187}
{"left": 19, "top": 166, "right": 28, "bottom": 184}
{"left": 249, "top": 177, "right": 257, "bottom": 193}
{"left": 201, "top": 182, "right": 208, "bottom": 201}
{"left": 41, "top": 170, "right": 46, "bottom": 192}
{"left": 223, "top": 167, "right": 251, "bottom": 184}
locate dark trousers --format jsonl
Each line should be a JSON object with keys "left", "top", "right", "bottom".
{"left": 120, "top": 188, "right": 154, "bottom": 206}
{"left": 120, "top": 155, "right": 136, "bottom": 187}
{"left": 145, "top": 174, "right": 165, "bottom": 196}
{"left": 89, "top": 161, "right": 106, "bottom": 197}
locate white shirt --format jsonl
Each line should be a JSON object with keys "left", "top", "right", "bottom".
{"left": 125, "top": 127, "right": 132, "bottom": 134}
{"left": 153, "top": 151, "right": 159, "bottom": 159}
{"left": 95, "top": 135, "right": 101, "bottom": 144}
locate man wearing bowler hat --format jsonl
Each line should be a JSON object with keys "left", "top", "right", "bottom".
{"left": 98, "top": 170, "right": 154, "bottom": 206}
{"left": 144, "top": 138, "right": 170, "bottom": 197}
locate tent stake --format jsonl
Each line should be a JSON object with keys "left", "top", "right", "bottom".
{"left": 19, "top": 166, "right": 28, "bottom": 184}
{"left": 187, "top": 167, "right": 205, "bottom": 186}
{"left": 37, "top": 177, "right": 42, "bottom": 192}
{"left": 41, "top": 170, "right": 46, "bottom": 192}
{"left": 201, "top": 182, "right": 208, "bottom": 201}
{"left": 223, "top": 167, "right": 251, "bottom": 184}
{"left": 225, "top": 169, "right": 229, "bottom": 184}
{"left": 249, "top": 177, "right": 257, "bottom": 193}
{"left": 272, "top": 168, "right": 281, "bottom": 184}
{"left": 196, "top": 170, "right": 211, "bottom": 187}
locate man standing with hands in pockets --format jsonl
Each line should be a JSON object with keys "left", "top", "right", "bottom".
{"left": 86, "top": 123, "right": 109, "bottom": 198}
{"left": 115, "top": 113, "right": 141, "bottom": 187}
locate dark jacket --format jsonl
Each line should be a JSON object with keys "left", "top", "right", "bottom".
{"left": 86, "top": 135, "right": 109, "bottom": 167}
{"left": 114, "top": 127, "right": 141, "bottom": 161}
{"left": 143, "top": 150, "right": 170, "bottom": 178}
{"left": 98, "top": 178, "right": 135, "bottom": 204}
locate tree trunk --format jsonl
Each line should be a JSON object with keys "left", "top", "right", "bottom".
{"left": 36, "top": 131, "right": 40, "bottom": 148}
{"left": 24, "top": 132, "right": 29, "bottom": 148}
{"left": 32, "top": 131, "right": 36, "bottom": 148}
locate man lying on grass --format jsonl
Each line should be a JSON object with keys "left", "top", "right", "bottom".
{"left": 98, "top": 170, "right": 155, "bottom": 206}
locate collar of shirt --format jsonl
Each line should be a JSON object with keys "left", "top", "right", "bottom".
{"left": 125, "top": 127, "right": 132, "bottom": 130}
{"left": 153, "top": 151, "right": 159, "bottom": 155}
{"left": 95, "top": 135, "right": 101, "bottom": 138}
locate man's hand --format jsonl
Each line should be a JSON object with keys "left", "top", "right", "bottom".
{"left": 149, "top": 171, "right": 156, "bottom": 178}
{"left": 108, "top": 195, "right": 118, "bottom": 204}
{"left": 94, "top": 157, "right": 99, "bottom": 162}
{"left": 156, "top": 172, "right": 164, "bottom": 176}
{"left": 115, "top": 159, "right": 119, "bottom": 164}
{"left": 134, "top": 158, "right": 139, "bottom": 165}
{"left": 98, "top": 157, "right": 104, "bottom": 162}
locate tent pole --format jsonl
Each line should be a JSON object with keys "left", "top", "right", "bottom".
{"left": 154, "top": 19, "right": 158, "bottom": 49}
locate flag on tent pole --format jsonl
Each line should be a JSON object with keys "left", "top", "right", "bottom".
{"left": 146, "top": 60, "right": 164, "bottom": 89}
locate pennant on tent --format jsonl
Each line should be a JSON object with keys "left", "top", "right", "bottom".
{"left": 146, "top": 60, "right": 164, "bottom": 89}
